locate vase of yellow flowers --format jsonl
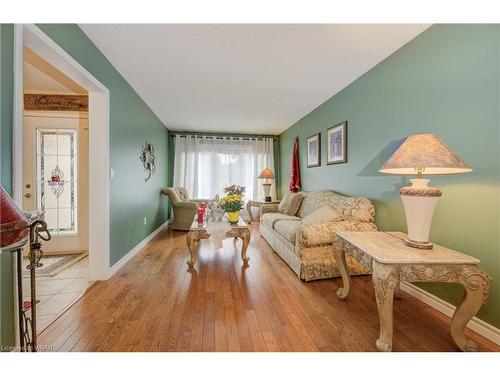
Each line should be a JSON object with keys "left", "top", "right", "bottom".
{"left": 218, "top": 185, "right": 245, "bottom": 224}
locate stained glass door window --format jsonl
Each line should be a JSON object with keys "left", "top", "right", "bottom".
{"left": 36, "top": 128, "right": 78, "bottom": 234}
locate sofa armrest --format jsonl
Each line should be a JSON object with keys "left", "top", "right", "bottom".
{"left": 300, "top": 220, "right": 377, "bottom": 247}
{"left": 261, "top": 204, "right": 279, "bottom": 215}
{"left": 173, "top": 201, "right": 199, "bottom": 209}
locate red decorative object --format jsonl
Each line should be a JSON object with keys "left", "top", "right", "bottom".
{"left": 197, "top": 208, "right": 204, "bottom": 224}
{"left": 23, "top": 300, "right": 40, "bottom": 312}
{"left": 289, "top": 137, "right": 301, "bottom": 192}
{"left": 0, "top": 185, "right": 29, "bottom": 248}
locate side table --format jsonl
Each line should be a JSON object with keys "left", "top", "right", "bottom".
{"left": 334, "top": 231, "right": 492, "bottom": 352}
{"left": 246, "top": 200, "right": 280, "bottom": 221}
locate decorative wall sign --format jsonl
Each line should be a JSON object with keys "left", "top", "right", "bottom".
{"left": 327, "top": 121, "right": 348, "bottom": 165}
{"left": 24, "top": 94, "right": 88, "bottom": 112}
{"left": 140, "top": 142, "right": 156, "bottom": 182}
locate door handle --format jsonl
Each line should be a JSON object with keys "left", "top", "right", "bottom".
{"left": 24, "top": 193, "right": 32, "bottom": 198}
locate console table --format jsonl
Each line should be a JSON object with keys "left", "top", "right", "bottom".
{"left": 246, "top": 200, "right": 280, "bottom": 221}
{"left": 334, "top": 231, "right": 492, "bottom": 352}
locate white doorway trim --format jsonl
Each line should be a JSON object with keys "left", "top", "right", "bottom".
{"left": 13, "top": 24, "right": 110, "bottom": 281}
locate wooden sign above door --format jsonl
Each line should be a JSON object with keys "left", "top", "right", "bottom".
{"left": 24, "top": 94, "right": 88, "bottom": 112}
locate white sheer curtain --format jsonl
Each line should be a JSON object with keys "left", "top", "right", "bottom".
{"left": 173, "top": 135, "right": 276, "bottom": 201}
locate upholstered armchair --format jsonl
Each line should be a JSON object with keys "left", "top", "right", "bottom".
{"left": 162, "top": 187, "right": 208, "bottom": 231}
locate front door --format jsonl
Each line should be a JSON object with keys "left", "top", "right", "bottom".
{"left": 22, "top": 112, "right": 89, "bottom": 253}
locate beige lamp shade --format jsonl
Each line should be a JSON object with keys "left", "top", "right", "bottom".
{"left": 379, "top": 133, "right": 472, "bottom": 175}
{"left": 258, "top": 168, "right": 275, "bottom": 179}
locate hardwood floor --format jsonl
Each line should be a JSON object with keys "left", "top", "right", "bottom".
{"left": 39, "top": 224, "right": 499, "bottom": 352}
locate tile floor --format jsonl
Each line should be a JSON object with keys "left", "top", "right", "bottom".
{"left": 23, "top": 256, "right": 91, "bottom": 332}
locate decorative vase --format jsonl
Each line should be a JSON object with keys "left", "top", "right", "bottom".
{"left": 400, "top": 179, "right": 442, "bottom": 249}
{"left": 227, "top": 211, "right": 240, "bottom": 224}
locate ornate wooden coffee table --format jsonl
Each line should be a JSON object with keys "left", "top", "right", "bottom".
{"left": 186, "top": 216, "right": 251, "bottom": 267}
{"left": 334, "top": 231, "right": 492, "bottom": 352}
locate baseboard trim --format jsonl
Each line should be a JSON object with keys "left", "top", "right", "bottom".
{"left": 400, "top": 281, "right": 500, "bottom": 345}
{"left": 108, "top": 219, "right": 171, "bottom": 278}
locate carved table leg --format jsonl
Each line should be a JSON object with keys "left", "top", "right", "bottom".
{"left": 186, "top": 230, "right": 209, "bottom": 267}
{"left": 394, "top": 271, "right": 402, "bottom": 300}
{"left": 240, "top": 230, "right": 250, "bottom": 265}
{"left": 372, "top": 261, "right": 398, "bottom": 352}
{"left": 451, "top": 266, "right": 492, "bottom": 352}
{"left": 333, "top": 247, "right": 351, "bottom": 300}
{"left": 246, "top": 202, "right": 254, "bottom": 222}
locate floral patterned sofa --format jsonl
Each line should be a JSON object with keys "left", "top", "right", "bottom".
{"left": 259, "top": 190, "right": 377, "bottom": 281}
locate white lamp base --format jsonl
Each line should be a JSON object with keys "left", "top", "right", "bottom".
{"left": 262, "top": 182, "right": 272, "bottom": 202}
{"left": 400, "top": 178, "right": 442, "bottom": 250}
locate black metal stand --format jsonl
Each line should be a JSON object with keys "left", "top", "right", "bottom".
{"left": 7, "top": 218, "right": 50, "bottom": 352}
{"left": 24, "top": 219, "right": 50, "bottom": 351}
{"left": 11, "top": 245, "right": 26, "bottom": 351}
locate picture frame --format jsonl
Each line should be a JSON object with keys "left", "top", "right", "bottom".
{"left": 307, "top": 133, "right": 321, "bottom": 168}
{"left": 327, "top": 121, "right": 347, "bottom": 165}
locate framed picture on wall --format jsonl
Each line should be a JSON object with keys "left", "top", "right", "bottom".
{"left": 307, "top": 133, "right": 321, "bottom": 168}
{"left": 327, "top": 121, "right": 347, "bottom": 164}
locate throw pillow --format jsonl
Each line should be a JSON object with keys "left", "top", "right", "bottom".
{"left": 278, "top": 192, "right": 303, "bottom": 216}
{"left": 302, "top": 206, "right": 342, "bottom": 226}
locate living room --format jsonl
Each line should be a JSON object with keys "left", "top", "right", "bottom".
{"left": 1, "top": 0, "right": 499, "bottom": 373}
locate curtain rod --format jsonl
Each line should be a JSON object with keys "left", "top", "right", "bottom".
{"left": 171, "top": 134, "right": 275, "bottom": 141}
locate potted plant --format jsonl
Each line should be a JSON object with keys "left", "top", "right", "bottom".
{"left": 218, "top": 185, "right": 245, "bottom": 224}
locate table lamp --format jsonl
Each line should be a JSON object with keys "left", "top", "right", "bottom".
{"left": 379, "top": 133, "right": 472, "bottom": 249}
{"left": 258, "top": 168, "right": 275, "bottom": 202}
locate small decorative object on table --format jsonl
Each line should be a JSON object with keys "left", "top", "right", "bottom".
{"left": 218, "top": 184, "right": 245, "bottom": 224}
{"left": 207, "top": 195, "right": 225, "bottom": 222}
{"left": 197, "top": 207, "right": 204, "bottom": 224}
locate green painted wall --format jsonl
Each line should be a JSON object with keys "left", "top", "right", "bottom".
{"left": 36, "top": 24, "right": 171, "bottom": 265}
{"left": 279, "top": 24, "right": 500, "bottom": 328}
{"left": 1, "top": 24, "right": 171, "bottom": 347}
{"left": 0, "top": 24, "right": 16, "bottom": 350}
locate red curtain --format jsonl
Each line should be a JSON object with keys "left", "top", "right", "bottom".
{"left": 289, "top": 137, "right": 301, "bottom": 192}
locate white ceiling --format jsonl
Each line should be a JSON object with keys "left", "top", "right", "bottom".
{"left": 79, "top": 24, "right": 429, "bottom": 135}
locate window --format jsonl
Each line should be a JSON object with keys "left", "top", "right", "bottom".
{"left": 173, "top": 135, "right": 276, "bottom": 201}
{"left": 36, "top": 128, "right": 78, "bottom": 234}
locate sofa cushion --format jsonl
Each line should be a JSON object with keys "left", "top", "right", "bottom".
{"left": 177, "top": 187, "right": 189, "bottom": 201}
{"left": 274, "top": 220, "right": 302, "bottom": 245}
{"left": 302, "top": 206, "right": 342, "bottom": 226}
{"left": 278, "top": 192, "right": 303, "bottom": 216}
{"left": 261, "top": 213, "right": 301, "bottom": 228}
{"left": 297, "top": 190, "right": 375, "bottom": 222}
{"left": 329, "top": 194, "right": 375, "bottom": 223}
{"left": 300, "top": 220, "right": 377, "bottom": 247}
